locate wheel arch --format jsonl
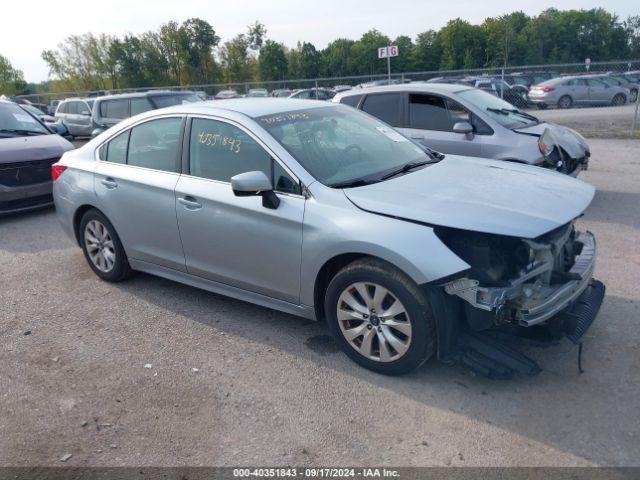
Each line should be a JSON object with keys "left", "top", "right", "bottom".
{"left": 72, "top": 204, "right": 106, "bottom": 246}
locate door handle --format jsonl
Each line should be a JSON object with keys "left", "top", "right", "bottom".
{"left": 178, "top": 196, "right": 202, "bottom": 210}
{"left": 100, "top": 178, "right": 117, "bottom": 189}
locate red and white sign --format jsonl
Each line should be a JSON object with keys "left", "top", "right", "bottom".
{"left": 378, "top": 45, "right": 399, "bottom": 59}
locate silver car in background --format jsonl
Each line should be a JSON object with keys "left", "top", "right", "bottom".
{"left": 55, "top": 98, "right": 94, "bottom": 138}
{"left": 528, "top": 76, "right": 629, "bottom": 109}
{"left": 52, "top": 100, "right": 604, "bottom": 378}
{"left": 333, "top": 84, "right": 590, "bottom": 176}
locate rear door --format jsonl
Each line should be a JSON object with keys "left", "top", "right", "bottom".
{"left": 94, "top": 115, "right": 186, "bottom": 271}
{"left": 586, "top": 78, "right": 610, "bottom": 104}
{"left": 567, "top": 79, "right": 589, "bottom": 104}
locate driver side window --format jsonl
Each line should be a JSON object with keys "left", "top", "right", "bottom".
{"left": 189, "top": 118, "right": 301, "bottom": 195}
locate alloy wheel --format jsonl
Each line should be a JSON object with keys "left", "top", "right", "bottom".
{"left": 336, "top": 282, "right": 412, "bottom": 362}
{"left": 84, "top": 220, "right": 116, "bottom": 273}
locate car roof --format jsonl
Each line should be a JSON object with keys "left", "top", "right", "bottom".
{"left": 334, "top": 83, "right": 470, "bottom": 99}
{"left": 93, "top": 90, "right": 195, "bottom": 102}
{"left": 158, "top": 98, "right": 334, "bottom": 118}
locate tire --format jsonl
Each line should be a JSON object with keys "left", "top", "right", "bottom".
{"left": 324, "top": 258, "right": 436, "bottom": 375}
{"left": 630, "top": 89, "right": 638, "bottom": 103}
{"left": 557, "top": 95, "right": 572, "bottom": 109}
{"left": 79, "top": 209, "right": 133, "bottom": 282}
{"left": 536, "top": 103, "right": 548, "bottom": 110}
{"left": 611, "top": 93, "right": 626, "bottom": 106}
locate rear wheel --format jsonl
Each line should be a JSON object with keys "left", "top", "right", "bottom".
{"left": 557, "top": 95, "right": 572, "bottom": 109}
{"left": 611, "top": 93, "right": 626, "bottom": 106}
{"left": 630, "top": 89, "right": 638, "bottom": 103}
{"left": 324, "top": 258, "right": 436, "bottom": 375}
{"left": 79, "top": 209, "right": 133, "bottom": 282}
{"left": 536, "top": 103, "right": 548, "bottom": 110}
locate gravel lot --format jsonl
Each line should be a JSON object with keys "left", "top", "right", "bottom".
{"left": 531, "top": 104, "right": 640, "bottom": 139}
{"left": 1, "top": 139, "right": 639, "bottom": 467}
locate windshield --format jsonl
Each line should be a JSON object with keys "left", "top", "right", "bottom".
{"left": 457, "top": 88, "right": 537, "bottom": 129}
{"left": 0, "top": 103, "right": 49, "bottom": 136}
{"left": 151, "top": 93, "right": 202, "bottom": 108}
{"left": 257, "top": 106, "right": 430, "bottom": 187}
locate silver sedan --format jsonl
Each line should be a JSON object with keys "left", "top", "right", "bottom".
{"left": 52, "top": 100, "right": 604, "bottom": 377}
{"left": 528, "top": 75, "right": 629, "bottom": 109}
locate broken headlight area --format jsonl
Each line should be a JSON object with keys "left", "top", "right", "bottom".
{"left": 432, "top": 224, "right": 605, "bottom": 378}
{"left": 436, "top": 222, "right": 599, "bottom": 330}
{"left": 538, "top": 128, "right": 589, "bottom": 176}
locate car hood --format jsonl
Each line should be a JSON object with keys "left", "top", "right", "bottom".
{"left": 343, "top": 155, "right": 595, "bottom": 239}
{"left": 513, "top": 122, "right": 589, "bottom": 159}
{"left": 0, "top": 134, "right": 74, "bottom": 164}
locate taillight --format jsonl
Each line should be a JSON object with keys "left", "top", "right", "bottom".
{"left": 51, "top": 163, "right": 67, "bottom": 181}
{"left": 540, "top": 87, "right": 555, "bottom": 92}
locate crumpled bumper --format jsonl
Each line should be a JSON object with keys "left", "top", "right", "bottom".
{"left": 444, "top": 231, "right": 601, "bottom": 328}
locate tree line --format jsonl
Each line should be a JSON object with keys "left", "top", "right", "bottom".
{"left": 1, "top": 8, "right": 639, "bottom": 95}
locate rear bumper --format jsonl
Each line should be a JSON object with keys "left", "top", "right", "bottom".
{"left": 0, "top": 181, "right": 53, "bottom": 215}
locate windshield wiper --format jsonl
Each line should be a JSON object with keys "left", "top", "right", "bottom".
{"left": 0, "top": 128, "right": 48, "bottom": 136}
{"left": 379, "top": 160, "right": 434, "bottom": 181}
{"left": 486, "top": 107, "right": 539, "bottom": 123}
{"left": 329, "top": 178, "right": 378, "bottom": 189}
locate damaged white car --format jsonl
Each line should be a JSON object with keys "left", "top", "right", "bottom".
{"left": 53, "top": 101, "right": 604, "bottom": 378}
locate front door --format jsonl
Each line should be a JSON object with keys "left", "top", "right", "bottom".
{"left": 399, "top": 93, "right": 484, "bottom": 157}
{"left": 94, "top": 116, "right": 186, "bottom": 271}
{"left": 175, "top": 117, "right": 305, "bottom": 303}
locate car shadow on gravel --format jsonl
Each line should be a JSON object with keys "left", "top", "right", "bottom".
{"left": 113, "top": 271, "right": 639, "bottom": 466}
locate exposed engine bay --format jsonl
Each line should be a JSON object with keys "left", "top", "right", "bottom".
{"left": 431, "top": 222, "right": 605, "bottom": 378}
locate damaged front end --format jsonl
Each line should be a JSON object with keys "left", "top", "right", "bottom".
{"left": 538, "top": 127, "right": 590, "bottom": 177}
{"left": 432, "top": 222, "right": 605, "bottom": 378}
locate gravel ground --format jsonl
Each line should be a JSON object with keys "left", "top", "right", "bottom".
{"left": 1, "top": 139, "right": 639, "bottom": 467}
{"left": 530, "top": 104, "right": 640, "bottom": 139}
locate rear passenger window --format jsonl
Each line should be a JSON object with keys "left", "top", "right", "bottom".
{"left": 127, "top": 118, "right": 182, "bottom": 172}
{"left": 67, "top": 102, "right": 79, "bottom": 114}
{"left": 340, "top": 94, "right": 363, "bottom": 108}
{"left": 105, "top": 131, "right": 129, "bottom": 164}
{"left": 361, "top": 94, "right": 401, "bottom": 127}
{"left": 131, "top": 98, "right": 153, "bottom": 116}
{"left": 189, "top": 118, "right": 299, "bottom": 194}
{"left": 101, "top": 100, "right": 129, "bottom": 119}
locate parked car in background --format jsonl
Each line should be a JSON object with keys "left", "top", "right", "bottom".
{"left": 271, "top": 89, "right": 292, "bottom": 98}
{"left": 333, "top": 85, "right": 352, "bottom": 93}
{"left": 333, "top": 83, "right": 590, "bottom": 176}
{"left": 529, "top": 76, "right": 629, "bottom": 109}
{"left": 288, "top": 88, "right": 335, "bottom": 100}
{"left": 90, "top": 90, "right": 202, "bottom": 137}
{"left": 602, "top": 74, "right": 639, "bottom": 103}
{"left": 47, "top": 100, "right": 60, "bottom": 115}
{"left": 214, "top": 90, "right": 240, "bottom": 100}
{"left": 465, "top": 77, "right": 529, "bottom": 108}
{"left": 52, "top": 99, "right": 604, "bottom": 377}
{"left": 0, "top": 99, "right": 74, "bottom": 215}
{"left": 20, "top": 104, "right": 58, "bottom": 128}
{"left": 55, "top": 98, "right": 94, "bottom": 138}
{"left": 247, "top": 89, "right": 269, "bottom": 98}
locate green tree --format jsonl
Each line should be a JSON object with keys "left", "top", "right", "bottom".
{"left": 320, "top": 38, "right": 355, "bottom": 77}
{"left": 299, "top": 42, "right": 320, "bottom": 78}
{"left": 438, "top": 19, "right": 486, "bottom": 69}
{"left": 182, "top": 18, "right": 220, "bottom": 83}
{"left": 350, "top": 30, "right": 391, "bottom": 75}
{"left": 0, "top": 54, "right": 26, "bottom": 95}
{"left": 391, "top": 35, "right": 415, "bottom": 72}
{"left": 412, "top": 30, "right": 442, "bottom": 71}
{"left": 259, "top": 40, "right": 287, "bottom": 81}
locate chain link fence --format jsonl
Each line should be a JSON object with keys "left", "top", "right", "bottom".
{"left": 15, "top": 59, "right": 640, "bottom": 137}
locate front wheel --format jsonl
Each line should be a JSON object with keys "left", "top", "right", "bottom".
{"left": 324, "top": 258, "right": 436, "bottom": 375}
{"left": 611, "top": 93, "right": 626, "bottom": 106}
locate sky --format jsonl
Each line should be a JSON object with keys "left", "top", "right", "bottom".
{"left": 2, "top": 0, "right": 637, "bottom": 83}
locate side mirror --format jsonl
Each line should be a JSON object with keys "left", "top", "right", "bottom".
{"left": 51, "top": 122, "right": 69, "bottom": 136}
{"left": 231, "top": 171, "right": 280, "bottom": 209}
{"left": 453, "top": 121, "right": 474, "bottom": 139}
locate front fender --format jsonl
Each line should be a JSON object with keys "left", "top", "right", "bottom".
{"left": 300, "top": 199, "right": 470, "bottom": 307}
